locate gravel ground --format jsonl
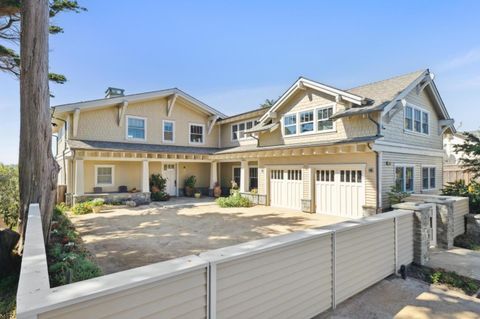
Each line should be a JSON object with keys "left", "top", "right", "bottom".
{"left": 70, "top": 200, "right": 347, "bottom": 274}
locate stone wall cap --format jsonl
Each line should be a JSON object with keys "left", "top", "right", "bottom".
{"left": 392, "top": 201, "right": 433, "bottom": 210}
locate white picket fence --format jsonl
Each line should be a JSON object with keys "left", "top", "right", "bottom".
{"left": 17, "top": 204, "right": 414, "bottom": 319}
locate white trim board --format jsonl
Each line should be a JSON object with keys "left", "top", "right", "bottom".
{"left": 372, "top": 141, "right": 444, "bottom": 157}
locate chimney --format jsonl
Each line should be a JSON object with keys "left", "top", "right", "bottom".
{"left": 105, "top": 87, "right": 125, "bottom": 98}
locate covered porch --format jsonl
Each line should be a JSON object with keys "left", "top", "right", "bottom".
{"left": 67, "top": 148, "right": 219, "bottom": 204}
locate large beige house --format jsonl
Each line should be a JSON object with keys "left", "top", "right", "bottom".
{"left": 52, "top": 69, "right": 454, "bottom": 217}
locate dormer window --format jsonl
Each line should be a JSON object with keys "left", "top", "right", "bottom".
{"left": 317, "top": 106, "right": 333, "bottom": 131}
{"left": 300, "top": 111, "right": 314, "bottom": 133}
{"left": 405, "top": 105, "right": 429, "bottom": 134}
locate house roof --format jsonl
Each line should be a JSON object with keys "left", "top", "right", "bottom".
{"left": 214, "top": 135, "right": 381, "bottom": 155}
{"left": 330, "top": 70, "right": 427, "bottom": 119}
{"left": 217, "top": 108, "right": 269, "bottom": 124}
{"left": 68, "top": 139, "right": 220, "bottom": 155}
{"left": 51, "top": 88, "right": 227, "bottom": 118}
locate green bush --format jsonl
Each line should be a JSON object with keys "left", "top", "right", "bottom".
{"left": 387, "top": 185, "right": 409, "bottom": 206}
{"left": 441, "top": 180, "right": 480, "bottom": 213}
{"left": 151, "top": 191, "right": 170, "bottom": 201}
{"left": 48, "top": 207, "right": 102, "bottom": 287}
{"left": 216, "top": 191, "right": 252, "bottom": 208}
{"left": 0, "top": 163, "right": 19, "bottom": 228}
{"left": 428, "top": 268, "right": 479, "bottom": 295}
{"left": 185, "top": 175, "right": 196, "bottom": 188}
{"left": 72, "top": 201, "right": 94, "bottom": 215}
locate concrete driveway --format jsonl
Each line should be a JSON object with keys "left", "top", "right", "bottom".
{"left": 70, "top": 199, "right": 347, "bottom": 274}
{"left": 318, "top": 277, "right": 480, "bottom": 319}
{"left": 427, "top": 247, "right": 480, "bottom": 281}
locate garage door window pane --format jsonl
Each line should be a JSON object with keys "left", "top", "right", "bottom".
{"left": 356, "top": 170, "right": 362, "bottom": 183}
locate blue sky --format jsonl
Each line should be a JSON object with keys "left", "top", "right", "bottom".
{"left": 1, "top": 1, "right": 480, "bottom": 164}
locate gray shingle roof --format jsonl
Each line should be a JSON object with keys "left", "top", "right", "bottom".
{"left": 68, "top": 139, "right": 221, "bottom": 155}
{"left": 331, "top": 70, "right": 426, "bottom": 119}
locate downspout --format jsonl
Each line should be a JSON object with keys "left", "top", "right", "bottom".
{"left": 367, "top": 113, "right": 381, "bottom": 213}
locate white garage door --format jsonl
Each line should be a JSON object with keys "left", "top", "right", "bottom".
{"left": 270, "top": 169, "right": 303, "bottom": 210}
{"left": 315, "top": 165, "right": 365, "bottom": 218}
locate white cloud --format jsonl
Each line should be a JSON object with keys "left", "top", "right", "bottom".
{"left": 198, "top": 84, "right": 286, "bottom": 116}
{"left": 438, "top": 48, "right": 480, "bottom": 72}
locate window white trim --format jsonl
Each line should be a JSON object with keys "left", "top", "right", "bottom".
{"left": 281, "top": 103, "right": 336, "bottom": 137}
{"left": 162, "top": 120, "right": 175, "bottom": 143}
{"left": 125, "top": 115, "right": 147, "bottom": 141}
{"left": 188, "top": 123, "right": 205, "bottom": 145}
{"left": 404, "top": 103, "right": 430, "bottom": 136}
{"left": 231, "top": 120, "right": 257, "bottom": 141}
{"left": 94, "top": 165, "right": 115, "bottom": 187}
{"left": 394, "top": 164, "right": 415, "bottom": 193}
{"left": 421, "top": 165, "right": 437, "bottom": 190}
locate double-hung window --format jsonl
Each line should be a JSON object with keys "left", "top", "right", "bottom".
{"left": 284, "top": 114, "right": 297, "bottom": 136}
{"left": 405, "top": 105, "right": 429, "bottom": 134}
{"left": 317, "top": 106, "right": 333, "bottom": 131}
{"left": 162, "top": 120, "right": 174, "bottom": 143}
{"left": 395, "top": 165, "right": 414, "bottom": 192}
{"left": 299, "top": 110, "right": 314, "bottom": 133}
{"left": 233, "top": 167, "right": 241, "bottom": 186}
{"left": 189, "top": 124, "right": 204, "bottom": 144}
{"left": 95, "top": 165, "right": 114, "bottom": 186}
{"left": 249, "top": 167, "right": 258, "bottom": 190}
{"left": 422, "top": 167, "right": 436, "bottom": 190}
{"left": 232, "top": 124, "right": 238, "bottom": 141}
{"left": 127, "top": 116, "right": 146, "bottom": 140}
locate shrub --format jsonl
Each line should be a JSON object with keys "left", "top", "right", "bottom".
{"left": 72, "top": 201, "right": 93, "bottom": 215}
{"left": 185, "top": 175, "right": 196, "bottom": 188}
{"left": 442, "top": 180, "right": 480, "bottom": 214}
{"left": 387, "top": 185, "right": 409, "bottom": 206}
{"left": 150, "top": 174, "right": 167, "bottom": 192}
{"left": 151, "top": 191, "right": 170, "bottom": 201}
{"left": 91, "top": 198, "right": 105, "bottom": 207}
{"left": 0, "top": 163, "right": 19, "bottom": 228}
{"left": 216, "top": 191, "right": 252, "bottom": 208}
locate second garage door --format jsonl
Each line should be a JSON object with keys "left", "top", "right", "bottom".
{"left": 270, "top": 168, "right": 303, "bottom": 210}
{"left": 315, "top": 165, "right": 365, "bottom": 218}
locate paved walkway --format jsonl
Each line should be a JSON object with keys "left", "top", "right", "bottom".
{"left": 318, "top": 277, "right": 480, "bottom": 319}
{"left": 427, "top": 247, "right": 480, "bottom": 280}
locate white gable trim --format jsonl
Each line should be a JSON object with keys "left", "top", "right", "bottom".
{"left": 258, "top": 77, "right": 366, "bottom": 124}
{"left": 52, "top": 88, "right": 226, "bottom": 118}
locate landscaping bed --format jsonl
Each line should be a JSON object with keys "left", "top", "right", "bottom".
{"left": 47, "top": 205, "right": 102, "bottom": 287}
{"left": 408, "top": 264, "right": 480, "bottom": 297}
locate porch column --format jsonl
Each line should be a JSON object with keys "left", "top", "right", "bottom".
{"left": 74, "top": 159, "right": 84, "bottom": 196}
{"left": 210, "top": 161, "right": 218, "bottom": 195}
{"left": 141, "top": 160, "right": 149, "bottom": 193}
{"left": 240, "top": 160, "right": 249, "bottom": 192}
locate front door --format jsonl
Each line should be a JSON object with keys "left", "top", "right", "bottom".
{"left": 163, "top": 164, "right": 176, "bottom": 196}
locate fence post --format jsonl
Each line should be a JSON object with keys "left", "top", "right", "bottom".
{"left": 208, "top": 262, "right": 217, "bottom": 319}
{"left": 331, "top": 231, "right": 336, "bottom": 309}
{"left": 394, "top": 217, "right": 398, "bottom": 273}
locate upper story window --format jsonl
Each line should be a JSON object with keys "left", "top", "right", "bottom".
{"left": 395, "top": 165, "right": 414, "bottom": 192}
{"left": 126, "top": 116, "right": 146, "bottom": 141}
{"left": 422, "top": 166, "right": 436, "bottom": 190}
{"left": 284, "top": 114, "right": 297, "bottom": 136}
{"left": 232, "top": 120, "right": 257, "bottom": 141}
{"left": 282, "top": 105, "right": 335, "bottom": 137}
{"left": 317, "top": 106, "right": 334, "bottom": 131}
{"left": 163, "top": 120, "right": 175, "bottom": 143}
{"left": 405, "top": 105, "right": 429, "bottom": 135}
{"left": 189, "top": 123, "right": 204, "bottom": 144}
{"left": 300, "top": 111, "right": 314, "bottom": 133}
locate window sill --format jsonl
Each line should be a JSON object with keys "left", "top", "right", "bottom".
{"left": 283, "top": 129, "right": 336, "bottom": 138}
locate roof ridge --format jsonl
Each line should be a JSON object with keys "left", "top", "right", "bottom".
{"left": 346, "top": 69, "right": 427, "bottom": 91}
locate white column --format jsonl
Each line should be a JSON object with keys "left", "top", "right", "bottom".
{"left": 240, "top": 160, "right": 249, "bottom": 192}
{"left": 210, "top": 161, "right": 218, "bottom": 189}
{"left": 74, "top": 159, "right": 84, "bottom": 196}
{"left": 141, "top": 160, "right": 149, "bottom": 193}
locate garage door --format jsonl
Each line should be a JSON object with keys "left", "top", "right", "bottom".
{"left": 315, "top": 166, "right": 365, "bottom": 218}
{"left": 270, "top": 169, "right": 303, "bottom": 210}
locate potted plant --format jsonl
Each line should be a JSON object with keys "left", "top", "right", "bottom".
{"left": 194, "top": 191, "right": 201, "bottom": 199}
{"left": 213, "top": 182, "right": 222, "bottom": 198}
{"left": 184, "top": 175, "right": 196, "bottom": 197}
{"left": 91, "top": 198, "right": 105, "bottom": 213}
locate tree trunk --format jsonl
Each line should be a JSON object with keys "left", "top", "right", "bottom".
{"left": 18, "top": 0, "right": 59, "bottom": 245}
